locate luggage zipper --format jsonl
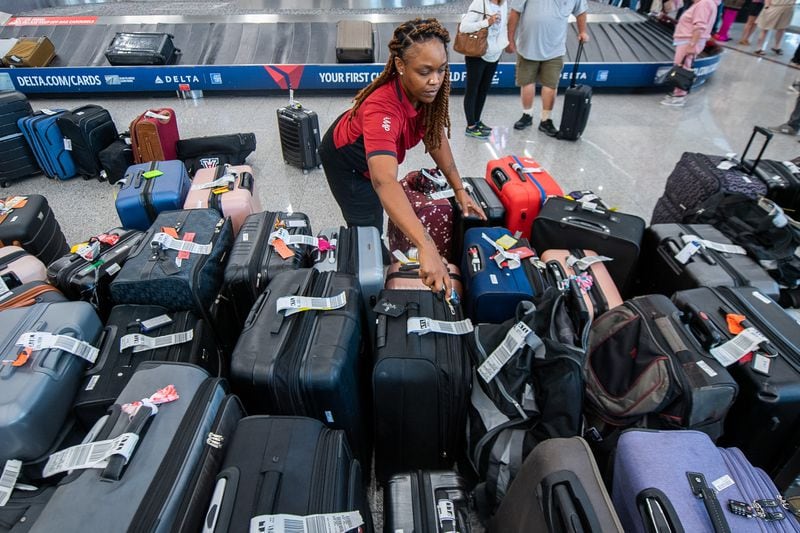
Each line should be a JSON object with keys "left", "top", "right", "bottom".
{"left": 309, "top": 428, "right": 339, "bottom": 513}
{"left": 253, "top": 212, "right": 277, "bottom": 293}
{"left": 340, "top": 227, "right": 355, "bottom": 274}
{"left": 191, "top": 216, "right": 225, "bottom": 316}
{"left": 131, "top": 377, "right": 220, "bottom": 533}
{"left": 0, "top": 283, "right": 60, "bottom": 310}
{"left": 677, "top": 224, "right": 748, "bottom": 288}
{"left": 437, "top": 295, "right": 469, "bottom": 464}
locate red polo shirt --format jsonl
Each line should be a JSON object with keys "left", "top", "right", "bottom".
{"left": 332, "top": 77, "right": 427, "bottom": 179}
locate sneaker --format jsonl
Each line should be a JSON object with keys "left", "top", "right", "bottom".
{"left": 465, "top": 125, "right": 490, "bottom": 139}
{"left": 538, "top": 119, "right": 559, "bottom": 137}
{"left": 772, "top": 47, "right": 784, "bottom": 55}
{"left": 754, "top": 49, "right": 765, "bottom": 56}
{"left": 514, "top": 113, "right": 533, "bottom": 130}
{"left": 476, "top": 120, "right": 493, "bottom": 134}
{"left": 769, "top": 123, "right": 798, "bottom": 135}
{"left": 660, "top": 95, "right": 687, "bottom": 107}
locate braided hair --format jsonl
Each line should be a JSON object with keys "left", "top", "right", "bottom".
{"left": 349, "top": 18, "right": 451, "bottom": 152}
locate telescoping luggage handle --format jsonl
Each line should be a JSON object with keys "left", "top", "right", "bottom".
{"left": 740, "top": 126, "right": 773, "bottom": 176}
{"left": 569, "top": 41, "right": 585, "bottom": 89}
{"left": 540, "top": 470, "right": 603, "bottom": 533}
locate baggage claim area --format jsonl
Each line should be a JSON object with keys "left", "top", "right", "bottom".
{"left": 1, "top": 0, "right": 800, "bottom": 530}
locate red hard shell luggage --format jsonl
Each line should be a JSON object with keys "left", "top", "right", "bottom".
{"left": 130, "top": 108, "right": 180, "bottom": 163}
{"left": 485, "top": 155, "right": 563, "bottom": 240}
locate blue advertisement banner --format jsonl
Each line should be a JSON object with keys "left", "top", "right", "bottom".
{"left": 0, "top": 55, "right": 721, "bottom": 94}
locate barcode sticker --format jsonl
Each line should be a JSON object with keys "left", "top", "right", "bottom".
{"left": 674, "top": 241, "right": 701, "bottom": 264}
{"left": 428, "top": 188, "right": 455, "bottom": 200}
{"left": 710, "top": 327, "right": 769, "bottom": 366}
{"left": 751, "top": 291, "right": 772, "bottom": 304}
{"left": 120, "top": 329, "right": 193, "bottom": 353}
{"left": 392, "top": 250, "right": 413, "bottom": 264}
{"left": 696, "top": 360, "right": 718, "bottom": 377}
{"left": 0, "top": 460, "right": 21, "bottom": 507}
{"left": 191, "top": 175, "right": 235, "bottom": 190}
{"left": 85, "top": 375, "right": 100, "bottom": 391}
{"left": 63, "top": 138, "right": 72, "bottom": 151}
{"left": 151, "top": 233, "right": 212, "bottom": 256}
{"left": 105, "top": 262, "right": 121, "bottom": 276}
{"left": 680, "top": 235, "right": 747, "bottom": 256}
{"left": 286, "top": 219, "right": 308, "bottom": 228}
{"left": 478, "top": 322, "right": 532, "bottom": 383}
{"left": 0, "top": 276, "right": 9, "bottom": 298}
{"left": 407, "top": 317, "right": 474, "bottom": 336}
{"left": 489, "top": 274, "right": 498, "bottom": 285}
{"left": 276, "top": 292, "right": 347, "bottom": 317}
{"left": 139, "top": 314, "right": 172, "bottom": 332}
{"left": 712, "top": 474, "right": 735, "bottom": 492}
{"left": 16, "top": 332, "right": 99, "bottom": 364}
{"left": 42, "top": 433, "right": 139, "bottom": 478}
{"left": 249, "top": 511, "right": 364, "bottom": 533}
{"left": 717, "top": 160, "right": 736, "bottom": 170}
{"left": 752, "top": 353, "right": 772, "bottom": 375}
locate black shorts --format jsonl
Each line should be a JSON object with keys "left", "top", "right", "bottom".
{"left": 746, "top": 1, "right": 764, "bottom": 17}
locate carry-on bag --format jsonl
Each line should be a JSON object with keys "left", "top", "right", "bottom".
{"left": 176, "top": 132, "right": 256, "bottom": 175}
{"left": 0, "top": 195, "right": 69, "bottom": 266}
{"left": 56, "top": 105, "right": 118, "bottom": 180}
{"left": 115, "top": 160, "right": 192, "bottom": 231}
{"left": 182, "top": 164, "right": 261, "bottom": 235}
{"left": 641, "top": 223, "right": 780, "bottom": 299}
{"left": 277, "top": 101, "right": 322, "bottom": 172}
{"left": 0, "top": 245, "right": 47, "bottom": 290}
{"left": 651, "top": 126, "right": 772, "bottom": 224}
{"left": 231, "top": 268, "right": 369, "bottom": 465}
{"left": 46, "top": 228, "right": 143, "bottom": 317}
{"left": 0, "top": 301, "right": 102, "bottom": 464}
{"left": 460, "top": 226, "right": 538, "bottom": 324}
{"left": 72, "top": 304, "right": 222, "bottom": 428}
{"left": 0, "top": 92, "right": 32, "bottom": 139}
{"left": 0, "top": 134, "right": 39, "bottom": 187}
{"left": 490, "top": 437, "right": 624, "bottom": 532}
{"left": 558, "top": 41, "right": 592, "bottom": 141}
{"left": 532, "top": 196, "right": 645, "bottom": 296}
{"left": 30, "top": 362, "right": 243, "bottom": 533}
{"left": 540, "top": 248, "right": 623, "bottom": 319}
{"left": 97, "top": 137, "right": 133, "bottom": 184}
{"left": 104, "top": 32, "right": 179, "bottom": 65}
{"left": 202, "top": 416, "right": 372, "bottom": 533}
{"left": 0, "top": 280, "right": 65, "bottom": 311}
{"left": 109, "top": 209, "right": 234, "bottom": 315}
{"left": 485, "top": 155, "right": 563, "bottom": 239}
{"left": 129, "top": 108, "right": 180, "bottom": 163}
{"left": 17, "top": 110, "right": 76, "bottom": 181}
{"left": 373, "top": 289, "right": 472, "bottom": 482}
{"left": 384, "top": 471, "right": 471, "bottom": 533}
{"left": 453, "top": 176, "right": 505, "bottom": 259}
{"left": 313, "top": 226, "right": 384, "bottom": 349}
{"left": 385, "top": 260, "right": 463, "bottom": 297}
{"left": 585, "top": 294, "right": 738, "bottom": 440}
{"left": 671, "top": 286, "right": 800, "bottom": 490}
{"left": 2, "top": 37, "right": 55, "bottom": 67}
{"left": 752, "top": 158, "right": 800, "bottom": 212}
{"left": 336, "top": 20, "right": 375, "bottom": 63}
{"left": 612, "top": 429, "right": 800, "bottom": 533}
{"left": 388, "top": 168, "right": 455, "bottom": 261}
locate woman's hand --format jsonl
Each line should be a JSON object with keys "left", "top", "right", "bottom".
{"left": 418, "top": 240, "right": 452, "bottom": 295}
{"left": 455, "top": 188, "right": 487, "bottom": 220}
{"left": 487, "top": 13, "right": 500, "bottom": 26}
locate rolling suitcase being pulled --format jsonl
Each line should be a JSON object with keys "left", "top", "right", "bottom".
{"left": 336, "top": 20, "right": 375, "bottom": 63}
{"left": 0, "top": 195, "right": 69, "bottom": 266}
{"left": 104, "top": 32, "right": 179, "bottom": 65}
{"left": 203, "top": 416, "right": 371, "bottom": 533}
{"left": 56, "top": 105, "right": 118, "bottom": 180}
{"left": 557, "top": 41, "right": 592, "bottom": 141}
{"left": 114, "top": 160, "right": 192, "bottom": 231}
{"left": 277, "top": 102, "right": 322, "bottom": 172}
{"left": 384, "top": 471, "right": 471, "bottom": 533}
{"left": 182, "top": 164, "right": 261, "bottom": 235}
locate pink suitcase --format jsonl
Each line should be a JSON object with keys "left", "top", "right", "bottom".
{"left": 183, "top": 164, "right": 262, "bottom": 235}
{"left": 540, "top": 248, "right": 622, "bottom": 319}
{"left": 385, "top": 261, "right": 464, "bottom": 298}
{"left": 0, "top": 245, "right": 47, "bottom": 293}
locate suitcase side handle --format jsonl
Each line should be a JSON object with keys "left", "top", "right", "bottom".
{"left": 636, "top": 488, "right": 686, "bottom": 533}
{"left": 238, "top": 172, "right": 254, "bottom": 193}
{"left": 740, "top": 126, "right": 773, "bottom": 175}
{"left": 560, "top": 216, "right": 611, "bottom": 235}
{"left": 539, "top": 470, "right": 603, "bottom": 533}
{"left": 490, "top": 168, "right": 510, "bottom": 190}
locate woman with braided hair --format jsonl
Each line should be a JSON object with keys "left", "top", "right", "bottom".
{"left": 320, "top": 17, "right": 486, "bottom": 295}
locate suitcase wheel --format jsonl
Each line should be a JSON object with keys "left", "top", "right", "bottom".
{"left": 1, "top": 181, "right": 8, "bottom": 188}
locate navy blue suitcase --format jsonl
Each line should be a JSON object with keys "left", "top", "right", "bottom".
{"left": 109, "top": 209, "right": 233, "bottom": 316}
{"left": 114, "top": 160, "right": 191, "bottom": 231}
{"left": 17, "top": 110, "right": 76, "bottom": 181}
{"left": 461, "top": 226, "right": 536, "bottom": 324}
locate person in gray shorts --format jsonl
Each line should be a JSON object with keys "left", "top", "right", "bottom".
{"left": 506, "top": 0, "right": 589, "bottom": 136}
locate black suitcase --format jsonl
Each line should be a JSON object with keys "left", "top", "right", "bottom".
{"left": 0, "top": 485, "right": 55, "bottom": 533}
{"left": 97, "top": 137, "right": 133, "bottom": 184}
{"left": 336, "top": 20, "right": 375, "bottom": 63}
{"left": 752, "top": 158, "right": 800, "bottom": 213}
{"left": 373, "top": 289, "right": 472, "bottom": 482}
{"left": 203, "top": 416, "right": 372, "bottom": 533}
{"left": 216, "top": 210, "right": 312, "bottom": 344}
{"left": 453, "top": 176, "right": 506, "bottom": 259}
{"left": 558, "top": 42, "right": 592, "bottom": 141}
{"left": 56, "top": 105, "right": 119, "bottom": 179}
{"left": 384, "top": 471, "right": 471, "bottom": 533}
{"left": 671, "top": 286, "right": 800, "bottom": 490}
{"left": 0, "top": 134, "right": 39, "bottom": 186}
{"left": 531, "top": 196, "right": 645, "bottom": 296}
{"left": 46, "top": 227, "right": 143, "bottom": 318}
{"left": 176, "top": 132, "right": 256, "bottom": 175}
{"left": 0, "top": 91, "right": 32, "bottom": 139}
{"left": 277, "top": 102, "right": 322, "bottom": 173}
{"left": 641, "top": 223, "right": 780, "bottom": 300}
{"left": 104, "top": 32, "right": 179, "bottom": 66}
{"left": 0, "top": 194, "right": 69, "bottom": 266}
{"left": 230, "top": 268, "right": 369, "bottom": 466}
{"left": 71, "top": 304, "right": 222, "bottom": 429}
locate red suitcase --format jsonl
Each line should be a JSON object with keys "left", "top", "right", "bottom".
{"left": 485, "top": 155, "right": 563, "bottom": 240}
{"left": 129, "top": 107, "right": 180, "bottom": 163}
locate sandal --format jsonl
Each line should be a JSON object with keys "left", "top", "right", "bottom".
{"left": 755, "top": 49, "right": 765, "bottom": 55}
{"left": 772, "top": 47, "right": 784, "bottom": 55}
{"left": 738, "top": 39, "right": 750, "bottom": 45}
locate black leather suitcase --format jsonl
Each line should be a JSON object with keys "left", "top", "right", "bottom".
{"left": 557, "top": 42, "right": 592, "bottom": 141}
{"left": 384, "top": 471, "right": 471, "bottom": 533}
{"left": 203, "top": 416, "right": 372, "bottom": 533}
{"left": 277, "top": 103, "right": 322, "bottom": 173}
{"left": 0, "top": 194, "right": 69, "bottom": 266}
{"left": 641, "top": 223, "right": 780, "bottom": 300}
{"left": 671, "top": 286, "right": 800, "bottom": 490}
{"left": 104, "top": 32, "right": 179, "bottom": 65}
{"left": 56, "top": 105, "right": 119, "bottom": 179}
{"left": 230, "top": 268, "right": 369, "bottom": 466}
{"left": 453, "top": 176, "right": 506, "bottom": 259}
{"left": 72, "top": 304, "right": 222, "bottom": 429}
{"left": 531, "top": 196, "right": 645, "bottom": 296}
{"left": 373, "top": 289, "right": 472, "bottom": 482}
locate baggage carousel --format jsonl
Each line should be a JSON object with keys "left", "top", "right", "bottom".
{"left": 0, "top": 2, "right": 723, "bottom": 94}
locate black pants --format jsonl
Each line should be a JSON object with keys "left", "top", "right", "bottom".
{"left": 463, "top": 56, "right": 499, "bottom": 127}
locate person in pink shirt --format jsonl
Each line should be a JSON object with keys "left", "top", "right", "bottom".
{"left": 661, "top": 0, "right": 721, "bottom": 107}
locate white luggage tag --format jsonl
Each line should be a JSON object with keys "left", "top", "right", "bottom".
{"left": 276, "top": 292, "right": 347, "bottom": 317}
{"left": 680, "top": 234, "right": 747, "bottom": 256}
{"left": 268, "top": 228, "right": 324, "bottom": 249}
{"left": 144, "top": 110, "right": 171, "bottom": 121}
{"left": 0, "top": 460, "right": 21, "bottom": 507}
{"left": 481, "top": 233, "right": 521, "bottom": 270}
{"left": 16, "top": 331, "right": 99, "bottom": 364}
{"left": 407, "top": 317, "right": 474, "bottom": 336}
{"left": 566, "top": 254, "right": 613, "bottom": 272}
{"left": 428, "top": 188, "right": 456, "bottom": 200}
{"left": 151, "top": 233, "right": 212, "bottom": 256}
{"left": 191, "top": 174, "right": 235, "bottom": 190}
{"left": 478, "top": 322, "right": 544, "bottom": 383}
{"left": 120, "top": 329, "right": 193, "bottom": 353}
{"left": 249, "top": 511, "right": 364, "bottom": 533}
{"left": 420, "top": 168, "right": 448, "bottom": 188}
{"left": 674, "top": 240, "right": 702, "bottom": 265}
{"left": 42, "top": 433, "right": 139, "bottom": 477}
{"left": 710, "top": 327, "right": 768, "bottom": 367}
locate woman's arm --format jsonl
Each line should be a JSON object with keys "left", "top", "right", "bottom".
{"left": 459, "top": 0, "right": 489, "bottom": 33}
{"left": 428, "top": 129, "right": 487, "bottom": 221}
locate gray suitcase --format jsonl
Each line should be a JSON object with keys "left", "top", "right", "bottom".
{"left": 336, "top": 20, "right": 375, "bottom": 63}
{"left": 0, "top": 302, "right": 102, "bottom": 464}
{"left": 31, "top": 362, "right": 243, "bottom": 533}
{"left": 313, "top": 226, "right": 384, "bottom": 349}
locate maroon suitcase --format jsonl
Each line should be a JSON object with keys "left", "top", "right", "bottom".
{"left": 129, "top": 107, "right": 180, "bottom": 163}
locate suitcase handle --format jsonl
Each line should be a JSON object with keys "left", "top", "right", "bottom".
{"left": 740, "top": 126, "right": 773, "bottom": 175}
{"left": 540, "top": 470, "right": 603, "bottom": 533}
{"left": 681, "top": 302, "right": 724, "bottom": 349}
{"left": 636, "top": 488, "right": 686, "bottom": 533}
{"left": 238, "top": 172, "right": 254, "bottom": 193}
{"left": 510, "top": 162, "right": 528, "bottom": 182}
{"left": 490, "top": 168, "right": 510, "bottom": 190}
{"left": 100, "top": 405, "right": 153, "bottom": 481}
{"left": 560, "top": 216, "right": 611, "bottom": 235}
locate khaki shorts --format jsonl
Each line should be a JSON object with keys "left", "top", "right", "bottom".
{"left": 515, "top": 55, "right": 565, "bottom": 89}
{"left": 756, "top": 3, "right": 793, "bottom": 30}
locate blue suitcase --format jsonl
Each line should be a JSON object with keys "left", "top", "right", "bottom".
{"left": 461, "top": 226, "right": 536, "bottom": 323}
{"left": 109, "top": 208, "right": 233, "bottom": 316}
{"left": 17, "top": 110, "right": 77, "bottom": 181}
{"left": 114, "top": 160, "right": 191, "bottom": 231}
